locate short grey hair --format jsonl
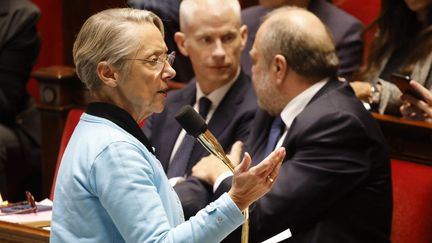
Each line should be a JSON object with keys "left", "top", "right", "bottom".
{"left": 179, "top": 0, "right": 241, "bottom": 31}
{"left": 73, "top": 8, "right": 164, "bottom": 91}
{"left": 261, "top": 7, "right": 339, "bottom": 78}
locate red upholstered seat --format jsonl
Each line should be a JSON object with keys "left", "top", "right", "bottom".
{"left": 49, "top": 108, "right": 84, "bottom": 200}
{"left": 335, "top": 0, "right": 380, "bottom": 26}
{"left": 335, "top": 0, "right": 381, "bottom": 63}
{"left": 391, "top": 159, "right": 432, "bottom": 243}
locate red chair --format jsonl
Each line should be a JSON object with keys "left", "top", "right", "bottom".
{"left": 334, "top": 0, "right": 380, "bottom": 26}
{"left": 49, "top": 108, "right": 84, "bottom": 200}
{"left": 391, "top": 159, "right": 432, "bottom": 243}
{"left": 334, "top": 0, "right": 381, "bottom": 63}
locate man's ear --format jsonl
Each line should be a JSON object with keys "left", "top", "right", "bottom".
{"left": 239, "top": 25, "right": 248, "bottom": 51}
{"left": 96, "top": 61, "right": 119, "bottom": 87}
{"left": 272, "top": 54, "right": 288, "bottom": 86}
{"left": 174, "top": 32, "right": 189, "bottom": 56}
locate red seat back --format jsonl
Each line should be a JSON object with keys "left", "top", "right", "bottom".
{"left": 335, "top": 0, "right": 380, "bottom": 26}
{"left": 50, "top": 108, "right": 84, "bottom": 200}
{"left": 391, "top": 159, "right": 432, "bottom": 243}
{"left": 334, "top": 0, "right": 381, "bottom": 64}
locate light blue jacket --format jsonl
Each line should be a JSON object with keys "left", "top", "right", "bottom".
{"left": 50, "top": 113, "right": 244, "bottom": 242}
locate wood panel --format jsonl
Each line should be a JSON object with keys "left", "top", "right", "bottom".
{"left": 62, "top": 0, "right": 127, "bottom": 65}
{"left": 32, "top": 66, "right": 88, "bottom": 198}
{"left": 373, "top": 113, "right": 432, "bottom": 165}
{"left": 0, "top": 221, "right": 49, "bottom": 243}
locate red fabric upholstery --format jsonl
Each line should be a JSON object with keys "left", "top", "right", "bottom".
{"left": 335, "top": 0, "right": 381, "bottom": 63}
{"left": 49, "top": 109, "right": 84, "bottom": 200}
{"left": 335, "top": 0, "right": 380, "bottom": 26}
{"left": 391, "top": 159, "right": 432, "bottom": 243}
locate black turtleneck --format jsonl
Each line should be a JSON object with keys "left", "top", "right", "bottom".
{"left": 85, "top": 102, "right": 154, "bottom": 155}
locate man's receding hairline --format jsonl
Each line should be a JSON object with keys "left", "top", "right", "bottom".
{"left": 179, "top": 0, "right": 241, "bottom": 31}
{"left": 264, "top": 8, "right": 333, "bottom": 49}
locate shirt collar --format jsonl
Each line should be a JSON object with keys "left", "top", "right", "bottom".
{"left": 195, "top": 68, "right": 240, "bottom": 108}
{"left": 85, "top": 102, "right": 154, "bottom": 155}
{"left": 280, "top": 78, "right": 328, "bottom": 128}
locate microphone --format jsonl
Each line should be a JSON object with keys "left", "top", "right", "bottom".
{"left": 175, "top": 105, "right": 235, "bottom": 172}
{"left": 175, "top": 104, "right": 249, "bottom": 243}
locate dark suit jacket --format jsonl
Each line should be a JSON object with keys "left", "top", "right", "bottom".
{"left": 143, "top": 71, "right": 257, "bottom": 216}
{"left": 215, "top": 78, "right": 392, "bottom": 243}
{"left": 0, "top": 0, "right": 41, "bottom": 201}
{"left": 240, "top": 0, "right": 363, "bottom": 80}
{"left": 0, "top": 0, "right": 40, "bottom": 123}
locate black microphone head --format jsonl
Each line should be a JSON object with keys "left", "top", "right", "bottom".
{"left": 175, "top": 105, "right": 208, "bottom": 137}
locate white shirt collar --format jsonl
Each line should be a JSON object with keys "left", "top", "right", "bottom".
{"left": 280, "top": 78, "right": 328, "bottom": 129}
{"left": 194, "top": 68, "right": 240, "bottom": 120}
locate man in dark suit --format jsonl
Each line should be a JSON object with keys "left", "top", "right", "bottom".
{"left": 191, "top": 7, "right": 392, "bottom": 242}
{"left": 240, "top": 0, "right": 363, "bottom": 80}
{"left": 143, "top": 0, "right": 257, "bottom": 217}
{"left": 0, "top": 0, "right": 41, "bottom": 200}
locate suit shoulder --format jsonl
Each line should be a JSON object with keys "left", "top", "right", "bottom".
{"left": 7, "top": 0, "right": 40, "bottom": 16}
{"left": 232, "top": 72, "right": 257, "bottom": 106}
{"left": 241, "top": 6, "right": 270, "bottom": 27}
{"left": 311, "top": 0, "right": 363, "bottom": 39}
{"left": 302, "top": 84, "right": 381, "bottom": 132}
{"left": 165, "top": 82, "right": 195, "bottom": 103}
{"left": 316, "top": 1, "right": 361, "bottom": 24}
{"left": 241, "top": 5, "right": 269, "bottom": 17}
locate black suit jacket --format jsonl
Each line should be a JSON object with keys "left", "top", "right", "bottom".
{"left": 215, "top": 78, "right": 392, "bottom": 243}
{"left": 143, "top": 71, "right": 257, "bottom": 217}
{"left": 0, "top": 0, "right": 41, "bottom": 200}
{"left": 240, "top": 0, "right": 363, "bottom": 80}
{"left": 0, "top": 0, "right": 40, "bottom": 123}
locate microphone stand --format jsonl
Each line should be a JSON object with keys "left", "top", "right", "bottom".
{"left": 197, "top": 130, "right": 249, "bottom": 243}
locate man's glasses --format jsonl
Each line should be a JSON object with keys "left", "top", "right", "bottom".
{"left": 126, "top": 51, "right": 175, "bottom": 72}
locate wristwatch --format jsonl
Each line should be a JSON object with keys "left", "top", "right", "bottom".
{"left": 369, "top": 83, "right": 382, "bottom": 107}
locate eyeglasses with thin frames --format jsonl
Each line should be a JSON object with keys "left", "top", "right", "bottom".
{"left": 0, "top": 191, "right": 37, "bottom": 215}
{"left": 125, "top": 51, "right": 175, "bottom": 72}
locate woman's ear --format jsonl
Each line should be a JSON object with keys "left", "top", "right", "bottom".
{"left": 272, "top": 54, "right": 287, "bottom": 86}
{"left": 96, "top": 61, "right": 118, "bottom": 87}
{"left": 174, "top": 32, "right": 189, "bottom": 56}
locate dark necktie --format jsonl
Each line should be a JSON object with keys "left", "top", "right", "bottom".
{"left": 167, "top": 97, "right": 212, "bottom": 178}
{"left": 263, "top": 116, "right": 285, "bottom": 157}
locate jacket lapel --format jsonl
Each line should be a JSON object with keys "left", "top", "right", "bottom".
{"left": 281, "top": 77, "right": 342, "bottom": 159}
{"left": 159, "top": 82, "right": 196, "bottom": 171}
{"left": 207, "top": 71, "right": 248, "bottom": 143}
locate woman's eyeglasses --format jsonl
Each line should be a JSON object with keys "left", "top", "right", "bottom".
{"left": 126, "top": 51, "right": 175, "bottom": 72}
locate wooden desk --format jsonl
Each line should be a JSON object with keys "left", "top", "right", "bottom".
{"left": 373, "top": 113, "right": 432, "bottom": 165}
{"left": 0, "top": 221, "right": 49, "bottom": 243}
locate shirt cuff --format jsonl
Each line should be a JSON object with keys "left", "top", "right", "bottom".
{"left": 213, "top": 171, "right": 233, "bottom": 192}
{"left": 169, "top": 177, "right": 185, "bottom": 187}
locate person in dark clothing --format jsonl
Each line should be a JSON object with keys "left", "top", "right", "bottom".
{"left": 0, "top": 0, "right": 41, "bottom": 201}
